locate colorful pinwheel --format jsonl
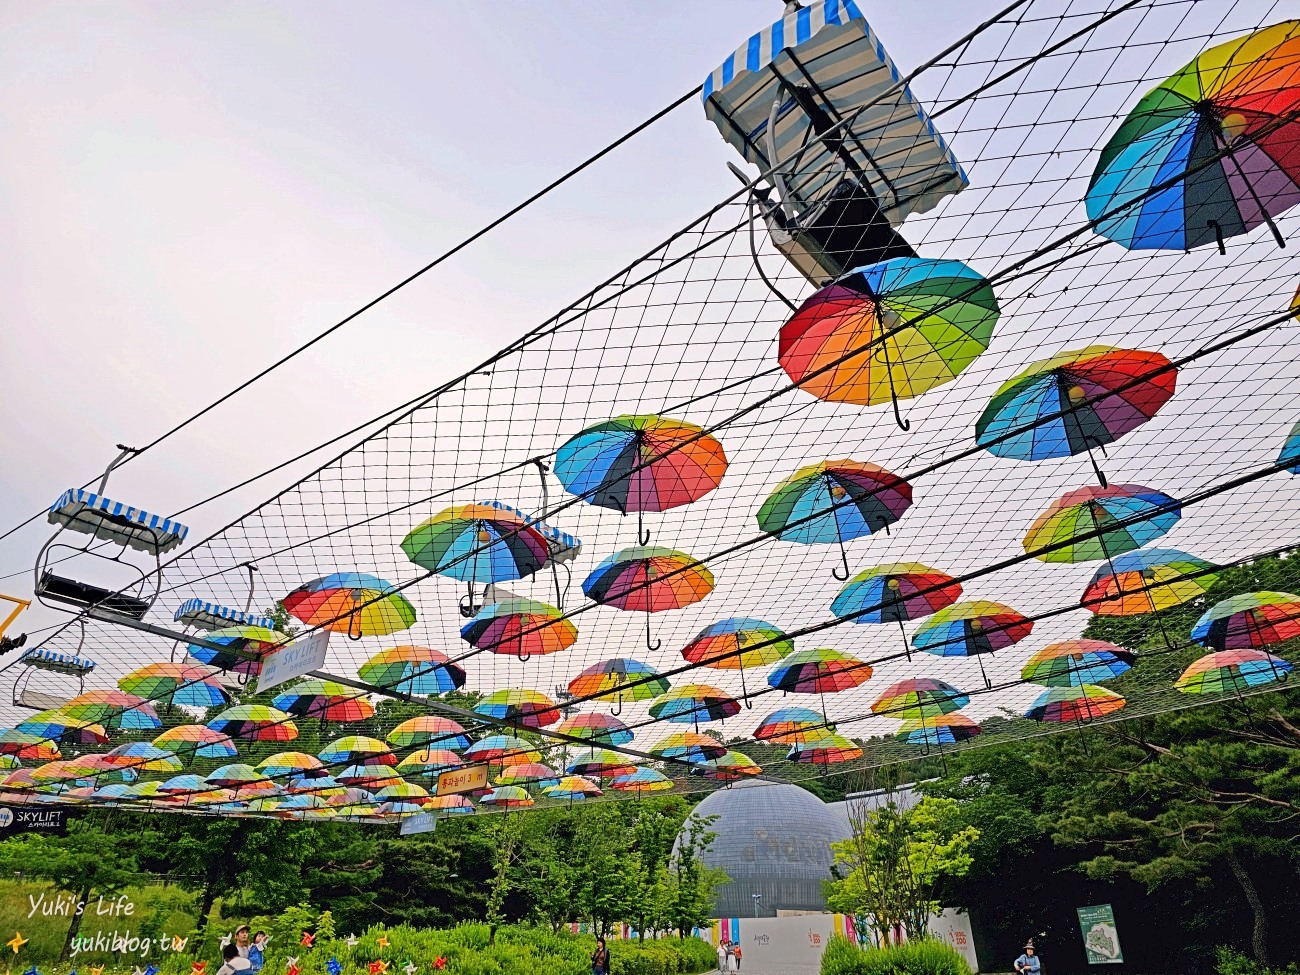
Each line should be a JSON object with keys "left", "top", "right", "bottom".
{"left": 583, "top": 547, "right": 714, "bottom": 650}
{"left": 1026, "top": 685, "right": 1126, "bottom": 723}
{"left": 871, "top": 678, "right": 970, "bottom": 719}
{"left": 401, "top": 504, "right": 551, "bottom": 586}
{"left": 778, "top": 257, "right": 1000, "bottom": 426}
{"left": 553, "top": 713, "right": 634, "bottom": 747}
{"left": 832, "top": 563, "right": 963, "bottom": 656}
{"left": 1024, "top": 485, "right": 1180, "bottom": 563}
{"left": 567, "top": 658, "right": 668, "bottom": 713}
{"left": 913, "top": 600, "right": 1033, "bottom": 686}
{"left": 386, "top": 716, "right": 471, "bottom": 750}
{"left": 1191, "top": 591, "right": 1300, "bottom": 650}
{"left": 1086, "top": 21, "right": 1300, "bottom": 251}
{"left": 358, "top": 646, "right": 466, "bottom": 695}
{"left": 319, "top": 736, "right": 396, "bottom": 766}
{"left": 186, "top": 626, "right": 288, "bottom": 677}
{"left": 1175, "top": 649, "right": 1292, "bottom": 694}
{"left": 461, "top": 598, "right": 577, "bottom": 661}
{"left": 272, "top": 679, "right": 375, "bottom": 723}
{"left": 117, "top": 663, "right": 232, "bottom": 709}
{"left": 207, "top": 705, "right": 298, "bottom": 742}
{"left": 1021, "top": 640, "right": 1135, "bottom": 687}
{"left": 284, "top": 573, "right": 416, "bottom": 640}
{"left": 475, "top": 689, "right": 562, "bottom": 729}
{"left": 754, "top": 707, "right": 830, "bottom": 744}
{"left": 153, "top": 725, "right": 237, "bottom": 762}
{"left": 60, "top": 690, "right": 161, "bottom": 731}
{"left": 648, "top": 684, "right": 741, "bottom": 726}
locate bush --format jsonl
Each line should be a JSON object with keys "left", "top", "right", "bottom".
{"left": 821, "top": 936, "right": 972, "bottom": 975}
{"left": 1216, "top": 947, "right": 1300, "bottom": 975}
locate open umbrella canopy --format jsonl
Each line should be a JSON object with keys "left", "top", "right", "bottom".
{"left": 1027, "top": 685, "right": 1126, "bottom": 722}
{"left": 208, "top": 705, "right": 298, "bottom": 742}
{"left": 553, "top": 713, "right": 634, "bottom": 747}
{"left": 1021, "top": 640, "right": 1135, "bottom": 687}
{"left": 1278, "top": 418, "right": 1300, "bottom": 473}
{"left": 554, "top": 414, "right": 727, "bottom": 514}
{"left": 831, "top": 563, "right": 962, "bottom": 623}
{"left": 318, "top": 735, "right": 396, "bottom": 766}
{"left": 99, "top": 742, "right": 183, "bottom": 773}
{"left": 60, "top": 690, "right": 161, "bottom": 731}
{"left": 153, "top": 725, "right": 237, "bottom": 762}
{"left": 582, "top": 547, "right": 715, "bottom": 614}
{"left": 256, "top": 752, "right": 325, "bottom": 778}
{"left": 542, "top": 775, "right": 603, "bottom": 800}
{"left": 564, "top": 748, "right": 637, "bottom": 778}
{"left": 0, "top": 732, "right": 60, "bottom": 761}
{"left": 495, "top": 762, "right": 558, "bottom": 788}
{"left": 271, "top": 680, "right": 375, "bottom": 723}
{"left": 397, "top": 749, "right": 463, "bottom": 777}
{"left": 786, "top": 733, "right": 863, "bottom": 765}
{"left": 1175, "top": 649, "right": 1293, "bottom": 694}
{"left": 186, "top": 626, "right": 288, "bottom": 676}
{"left": 480, "top": 785, "right": 534, "bottom": 808}
{"left": 754, "top": 707, "right": 830, "bottom": 743}
{"left": 475, "top": 689, "right": 562, "bottom": 729}
{"left": 30, "top": 759, "right": 94, "bottom": 784}
{"left": 680, "top": 618, "right": 794, "bottom": 669}
{"left": 608, "top": 767, "right": 674, "bottom": 793}
{"left": 205, "top": 763, "right": 275, "bottom": 790}
{"left": 118, "top": 663, "right": 232, "bottom": 709}
{"left": 897, "top": 713, "right": 982, "bottom": 746}
{"left": 374, "top": 781, "right": 430, "bottom": 802}
{"left": 284, "top": 573, "right": 416, "bottom": 639}
{"left": 693, "top": 750, "right": 763, "bottom": 780}
{"left": 464, "top": 735, "right": 541, "bottom": 768}
{"left": 568, "top": 658, "right": 667, "bottom": 702}
{"left": 1024, "top": 484, "right": 1180, "bottom": 563}
{"left": 912, "top": 601, "right": 1033, "bottom": 657}
{"left": 646, "top": 732, "right": 728, "bottom": 763}
{"left": 758, "top": 461, "right": 912, "bottom": 547}
{"left": 1081, "top": 548, "right": 1219, "bottom": 615}
{"left": 1086, "top": 21, "right": 1300, "bottom": 251}
{"left": 158, "top": 773, "right": 210, "bottom": 796}
{"left": 768, "top": 648, "right": 872, "bottom": 693}
{"left": 872, "top": 678, "right": 970, "bottom": 719}
{"left": 401, "top": 504, "right": 551, "bottom": 584}
{"left": 424, "top": 794, "right": 476, "bottom": 815}
{"left": 975, "top": 347, "right": 1176, "bottom": 464}
{"left": 649, "top": 684, "right": 741, "bottom": 724}
{"left": 387, "top": 716, "right": 471, "bottom": 751}
{"left": 461, "top": 598, "right": 578, "bottom": 660}
{"left": 1191, "top": 591, "right": 1300, "bottom": 650}
{"left": 334, "top": 764, "right": 403, "bottom": 789}
{"left": 16, "top": 712, "right": 109, "bottom": 747}
{"left": 358, "top": 645, "right": 466, "bottom": 695}
{"left": 777, "top": 257, "right": 1000, "bottom": 416}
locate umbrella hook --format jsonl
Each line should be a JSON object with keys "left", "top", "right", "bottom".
{"left": 877, "top": 327, "right": 912, "bottom": 431}
{"left": 977, "top": 653, "right": 992, "bottom": 690}
{"left": 516, "top": 643, "right": 531, "bottom": 663}
{"left": 637, "top": 510, "right": 652, "bottom": 546}
{"left": 1085, "top": 446, "right": 1109, "bottom": 489}
{"left": 832, "top": 533, "right": 852, "bottom": 581}
{"left": 897, "top": 618, "right": 912, "bottom": 661}
{"left": 610, "top": 692, "right": 624, "bottom": 718}
{"left": 1207, "top": 220, "right": 1227, "bottom": 256}
{"left": 347, "top": 609, "right": 364, "bottom": 642}
{"left": 459, "top": 583, "right": 479, "bottom": 620}
{"left": 740, "top": 669, "right": 754, "bottom": 710}
{"left": 242, "top": 563, "right": 259, "bottom": 614}
{"left": 645, "top": 616, "right": 661, "bottom": 653}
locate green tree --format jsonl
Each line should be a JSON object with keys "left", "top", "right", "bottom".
{"left": 665, "top": 813, "right": 721, "bottom": 938}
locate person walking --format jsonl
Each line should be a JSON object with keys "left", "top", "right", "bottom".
{"left": 716, "top": 940, "right": 727, "bottom": 973}
{"left": 733, "top": 943, "right": 743, "bottom": 971}
{"left": 725, "top": 941, "right": 737, "bottom": 972}
{"left": 1015, "top": 942, "right": 1041, "bottom": 975}
{"left": 591, "top": 936, "right": 610, "bottom": 975}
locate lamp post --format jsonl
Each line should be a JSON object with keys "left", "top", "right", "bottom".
{"left": 751, "top": 892, "right": 763, "bottom": 918}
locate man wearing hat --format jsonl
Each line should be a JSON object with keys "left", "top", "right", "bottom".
{"left": 1015, "top": 941, "right": 1041, "bottom": 975}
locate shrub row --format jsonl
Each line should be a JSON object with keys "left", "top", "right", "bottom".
{"left": 821, "top": 935, "right": 972, "bottom": 975}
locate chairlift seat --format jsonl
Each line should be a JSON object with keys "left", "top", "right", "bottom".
{"left": 48, "top": 488, "right": 189, "bottom": 555}
{"left": 476, "top": 500, "right": 582, "bottom": 563}
{"left": 15, "top": 688, "right": 74, "bottom": 712}
{"left": 19, "top": 646, "right": 97, "bottom": 676}
{"left": 174, "top": 598, "right": 276, "bottom": 632}
{"left": 36, "top": 571, "right": 151, "bottom": 620}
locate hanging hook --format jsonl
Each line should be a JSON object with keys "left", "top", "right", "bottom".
{"left": 897, "top": 618, "right": 912, "bottom": 661}
{"left": 645, "top": 616, "right": 661, "bottom": 653}
{"left": 1207, "top": 220, "right": 1227, "bottom": 256}
{"left": 637, "top": 510, "right": 652, "bottom": 546}
{"left": 740, "top": 669, "right": 754, "bottom": 710}
{"left": 878, "top": 331, "right": 912, "bottom": 431}
{"left": 1086, "top": 447, "right": 1109, "bottom": 489}
{"left": 977, "top": 654, "right": 991, "bottom": 690}
{"left": 831, "top": 530, "right": 852, "bottom": 581}
{"left": 242, "top": 563, "right": 259, "bottom": 614}
{"left": 610, "top": 692, "right": 624, "bottom": 717}
{"left": 516, "top": 642, "right": 531, "bottom": 664}
{"left": 347, "top": 610, "right": 364, "bottom": 642}
{"left": 459, "top": 583, "right": 479, "bottom": 620}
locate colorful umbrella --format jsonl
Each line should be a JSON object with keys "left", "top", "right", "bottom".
{"left": 1278, "top": 418, "right": 1300, "bottom": 473}
{"left": 693, "top": 750, "right": 762, "bottom": 780}
{"left": 541, "top": 775, "right": 603, "bottom": 801}
{"left": 475, "top": 689, "right": 562, "bottom": 729}
{"left": 1021, "top": 640, "right": 1135, "bottom": 687}
{"left": 831, "top": 563, "right": 963, "bottom": 656}
{"left": 754, "top": 707, "right": 830, "bottom": 744}
{"left": 464, "top": 735, "right": 541, "bottom": 768}
{"left": 318, "top": 735, "right": 395, "bottom": 766}
{"left": 912, "top": 600, "right": 1033, "bottom": 686}
{"left": 1086, "top": 21, "right": 1300, "bottom": 252}
{"left": 186, "top": 626, "right": 288, "bottom": 677}
{"left": 553, "top": 713, "right": 634, "bottom": 747}
{"left": 758, "top": 461, "right": 913, "bottom": 579}
{"left": 554, "top": 414, "right": 728, "bottom": 542}
{"left": 480, "top": 785, "right": 534, "bottom": 808}
{"left": 1190, "top": 591, "right": 1300, "bottom": 650}
{"left": 461, "top": 598, "right": 577, "bottom": 661}
{"left": 583, "top": 547, "right": 715, "bottom": 651}
{"left": 778, "top": 257, "right": 1000, "bottom": 426}
{"left": 60, "top": 690, "right": 161, "bottom": 731}
{"left": 424, "top": 794, "right": 475, "bottom": 815}
{"left": 15, "top": 712, "right": 109, "bottom": 747}
{"left": 208, "top": 705, "right": 298, "bottom": 742}
{"left": 608, "top": 767, "right": 674, "bottom": 793}
{"left": 680, "top": 618, "right": 793, "bottom": 669}
{"left": 646, "top": 731, "right": 727, "bottom": 763}
{"left": 567, "top": 658, "right": 668, "bottom": 713}
{"left": 767, "top": 648, "right": 873, "bottom": 697}
{"left": 153, "top": 725, "right": 237, "bottom": 762}
{"left": 401, "top": 504, "right": 551, "bottom": 585}
{"left": 897, "top": 714, "right": 982, "bottom": 747}
{"left": 648, "top": 684, "right": 741, "bottom": 726}
{"left": 205, "top": 763, "right": 275, "bottom": 791}
{"left": 374, "top": 781, "right": 430, "bottom": 802}
{"left": 975, "top": 347, "right": 1177, "bottom": 485}
{"left": 158, "top": 773, "right": 211, "bottom": 796}
{"left": 397, "top": 749, "right": 463, "bottom": 777}
{"left": 334, "top": 764, "right": 403, "bottom": 789}
{"left": 386, "top": 716, "right": 471, "bottom": 750}
{"left": 284, "top": 573, "right": 416, "bottom": 640}
{"left": 30, "top": 759, "right": 96, "bottom": 785}
{"left": 1026, "top": 685, "right": 1126, "bottom": 723}
{"left": 256, "top": 752, "right": 326, "bottom": 779}
{"left": 1175, "top": 648, "right": 1293, "bottom": 694}
{"left": 1024, "top": 484, "right": 1180, "bottom": 564}
{"left": 786, "top": 733, "right": 863, "bottom": 765}
{"left": 271, "top": 679, "right": 375, "bottom": 723}
{"left": 358, "top": 645, "right": 465, "bottom": 695}
{"left": 99, "top": 742, "right": 183, "bottom": 773}
{"left": 495, "top": 762, "right": 558, "bottom": 788}
{"left": 117, "top": 662, "right": 232, "bottom": 709}
{"left": 564, "top": 748, "right": 636, "bottom": 778}
{"left": 0, "top": 732, "right": 59, "bottom": 761}
{"left": 871, "top": 678, "right": 970, "bottom": 719}
{"left": 1081, "top": 548, "right": 1219, "bottom": 616}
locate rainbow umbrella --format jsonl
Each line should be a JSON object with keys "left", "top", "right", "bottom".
{"left": 0, "top": 732, "right": 59, "bottom": 761}
{"left": 387, "top": 716, "right": 471, "bottom": 750}
{"left": 754, "top": 707, "right": 829, "bottom": 744}
{"left": 284, "top": 573, "right": 416, "bottom": 640}
{"left": 1191, "top": 591, "right": 1300, "bottom": 650}
{"left": 778, "top": 257, "right": 1000, "bottom": 427}
{"left": 99, "top": 742, "right": 183, "bottom": 773}
{"left": 608, "top": 767, "right": 674, "bottom": 793}
{"left": 758, "top": 461, "right": 913, "bottom": 579}
{"left": 913, "top": 600, "right": 1033, "bottom": 686}
{"left": 118, "top": 662, "right": 232, "bottom": 709}
{"left": 401, "top": 504, "right": 551, "bottom": 586}
{"left": 646, "top": 731, "right": 727, "bottom": 763}
{"left": 318, "top": 735, "right": 395, "bottom": 766}
{"left": 767, "top": 648, "right": 873, "bottom": 696}
{"left": 1021, "top": 640, "right": 1135, "bottom": 687}
{"left": 495, "top": 762, "right": 558, "bottom": 788}
{"left": 158, "top": 773, "right": 210, "bottom": 796}
{"left": 1024, "top": 484, "right": 1180, "bottom": 564}
{"left": 871, "top": 678, "right": 970, "bottom": 719}
{"left": 358, "top": 645, "right": 465, "bottom": 695}
{"left": 786, "top": 733, "right": 863, "bottom": 765}
{"left": 567, "top": 658, "right": 667, "bottom": 714}
{"left": 30, "top": 759, "right": 95, "bottom": 785}
{"left": 1175, "top": 648, "right": 1293, "bottom": 694}
{"left": 208, "top": 705, "right": 298, "bottom": 742}
{"left": 257, "top": 752, "right": 326, "bottom": 779}
{"left": 60, "top": 690, "right": 161, "bottom": 731}
{"left": 480, "top": 785, "right": 534, "bottom": 808}
{"left": 0, "top": 756, "right": 18, "bottom": 771}
{"left": 583, "top": 547, "right": 715, "bottom": 652}
{"left": 88, "top": 782, "right": 133, "bottom": 803}
{"left": 693, "top": 750, "right": 762, "bottom": 780}
{"left": 205, "top": 763, "right": 275, "bottom": 791}
{"left": 272, "top": 679, "right": 375, "bottom": 723}
{"left": 1278, "top": 418, "right": 1300, "bottom": 473}
{"left": 424, "top": 794, "right": 475, "bottom": 815}
{"left": 335, "top": 764, "right": 403, "bottom": 789}
{"left": 649, "top": 684, "right": 741, "bottom": 726}
{"left": 565, "top": 748, "right": 636, "bottom": 778}
{"left": 1086, "top": 21, "right": 1300, "bottom": 252}
{"left": 1026, "top": 685, "right": 1126, "bottom": 723}
{"left": 16, "top": 712, "right": 109, "bottom": 747}
{"left": 153, "top": 725, "right": 237, "bottom": 762}
{"left": 398, "top": 749, "right": 464, "bottom": 777}
{"left": 542, "top": 775, "right": 603, "bottom": 801}
{"left": 553, "top": 713, "right": 634, "bottom": 747}
{"left": 375, "top": 781, "right": 430, "bottom": 803}
{"left": 461, "top": 598, "right": 577, "bottom": 661}
{"left": 186, "top": 626, "right": 288, "bottom": 677}
{"left": 554, "top": 415, "right": 728, "bottom": 542}
{"left": 897, "top": 714, "right": 981, "bottom": 747}
{"left": 680, "top": 618, "right": 793, "bottom": 700}
{"left": 476, "top": 689, "right": 562, "bottom": 729}
{"left": 1081, "top": 549, "right": 1219, "bottom": 625}
{"left": 976, "top": 347, "right": 1177, "bottom": 485}
{"left": 832, "top": 563, "right": 963, "bottom": 657}
{"left": 464, "top": 735, "right": 541, "bottom": 768}
{"left": 287, "top": 775, "right": 345, "bottom": 798}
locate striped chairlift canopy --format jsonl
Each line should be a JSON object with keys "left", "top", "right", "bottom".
{"left": 174, "top": 598, "right": 276, "bottom": 632}
{"left": 48, "top": 488, "right": 189, "bottom": 555}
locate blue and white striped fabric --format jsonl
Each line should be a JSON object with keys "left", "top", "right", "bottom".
{"left": 174, "top": 598, "right": 276, "bottom": 632}
{"left": 703, "top": 0, "right": 966, "bottom": 223}
{"left": 48, "top": 488, "right": 189, "bottom": 554}
{"left": 477, "top": 499, "right": 582, "bottom": 562}
{"left": 20, "top": 646, "right": 97, "bottom": 676}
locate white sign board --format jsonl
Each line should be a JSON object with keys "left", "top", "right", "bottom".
{"left": 399, "top": 813, "right": 438, "bottom": 836}
{"left": 256, "top": 629, "right": 330, "bottom": 692}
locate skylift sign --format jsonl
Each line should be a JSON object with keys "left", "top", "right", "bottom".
{"left": 0, "top": 806, "right": 69, "bottom": 838}
{"left": 257, "top": 629, "right": 330, "bottom": 692}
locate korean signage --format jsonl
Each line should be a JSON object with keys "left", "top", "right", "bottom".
{"left": 0, "top": 806, "right": 68, "bottom": 838}
{"left": 436, "top": 764, "right": 488, "bottom": 796}
{"left": 256, "top": 629, "right": 330, "bottom": 692}
{"left": 1077, "top": 904, "right": 1123, "bottom": 964}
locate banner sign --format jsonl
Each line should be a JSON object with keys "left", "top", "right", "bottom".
{"left": 436, "top": 764, "right": 488, "bottom": 796}
{"left": 0, "top": 806, "right": 69, "bottom": 838}
{"left": 1077, "top": 904, "right": 1123, "bottom": 964}
{"left": 257, "top": 629, "right": 330, "bottom": 692}
{"left": 399, "top": 813, "right": 438, "bottom": 836}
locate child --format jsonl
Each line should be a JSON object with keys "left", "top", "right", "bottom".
{"left": 248, "top": 932, "right": 268, "bottom": 973}
{"left": 217, "top": 944, "right": 252, "bottom": 975}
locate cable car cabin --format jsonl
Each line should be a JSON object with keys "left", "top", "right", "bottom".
{"left": 703, "top": 0, "right": 968, "bottom": 284}
{"left": 35, "top": 488, "right": 189, "bottom": 620}
{"left": 174, "top": 598, "right": 276, "bottom": 633}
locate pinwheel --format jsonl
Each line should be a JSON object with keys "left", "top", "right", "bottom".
{"left": 475, "top": 689, "right": 562, "bottom": 729}
{"left": 976, "top": 347, "right": 1176, "bottom": 485}
{"left": 564, "top": 748, "right": 636, "bottom": 779}
{"left": 1080, "top": 550, "right": 1219, "bottom": 631}
{"left": 117, "top": 662, "right": 232, "bottom": 709}
{"left": 284, "top": 573, "right": 416, "bottom": 640}
{"left": 778, "top": 256, "right": 1000, "bottom": 427}
{"left": 98, "top": 743, "right": 183, "bottom": 773}
{"left": 398, "top": 748, "right": 465, "bottom": 778}
{"left": 186, "top": 626, "right": 288, "bottom": 677}
{"left": 583, "top": 547, "right": 715, "bottom": 651}
{"left": 567, "top": 658, "right": 668, "bottom": 714}
{"left": 1026, "top": 685, "right": 1126, "bottom": 723}
{"left": 153, "top": 725, "right": 237, "bottom": 762}
{"left": 897, "top": 714, "right": 982, "bottom": 747}
{"left": 554, "top": 414, "right": 728, "bottom": 543}
{"left": 495, "top": 763, "right": 558, "bottom": 788}
{"left": 358, "top": 645, "right": 466, "bottom": 695}
{"left": 1021, "top": 640, "right": 1135, "bottom": 687}
{"left": 553, "top": 713, "right": 634, "bottom": 747}
{"left": 692, "top": 750, "right": 762, "bottom": 780}
{"left": 871, "top": 678, "right": 970, "bottom": 719}
{"left": 542, "top": 775, "right": 603, "bottom": 801}
{"left": 480, "top": 785, "right": 534, "bottom": 808}
{"left": 913, "top": 600, "right": 1033, "bottom": 687}
{"left": 208, "top": 705, "right": 297, "bottom": 742}
{"left": 1086, "top": 21, "right": 1300, "bottom": 252}
{"left": 754, "top": 707, "right": 830, "bottom": 744}
{"left": 608, "top": 767, "right": 674, "bottom": 793}
{"left": 1279, "top": 418, "right": 1300, "bottom": 473}
{"left": 461, "top": 598, "right": 577, "bottom": 661}
{"left": 679, "top": 618, "right": 794, "bottom": 700}
{"left": 1191, "top": 591, "right": 1300, "bottom": 650}
{"left": 786, "top": 733, "right": 863, "bottom": 766}
{"left": 0, "top": 732, "right": 60, "bottom": 761}
{"left": 464, "top": 735, "right": 541, "bottom": 768}
{"left": 257, "top": 752, "right": 326, "bottom": 779}
{"left": 15, "top": 712, "right": 109, "bottom": 747}
{"left": 319, "top": 735, "right": 396, "bottom": 766}
{"left": 1024, "top": 485, "right": 1180, "bottom": 564}
{"left": 387, "top": 716, "right": 471, "bottom": 751}
{"left": 272, "top": 679, "right": 375, "bottom": 723}
{"left": 832, "top": 563, "right": 963, "bottom": 656}
{"left": 767, "top": 649, "right": 873, "bottom": 716}
{"left": 60, "top": 690, "right": 161, "bottom": 731}
{"left": 648, "top": 731, "right": 728, "bottom": 764}
{"left": 424, "top": 794, "right": 475, "bottom": 815}
{"left": 1175, "top": 649, "right": 1293, "bottom": 694}
{"left": 758, "top": 461, "right": 913, "bottom": 579}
